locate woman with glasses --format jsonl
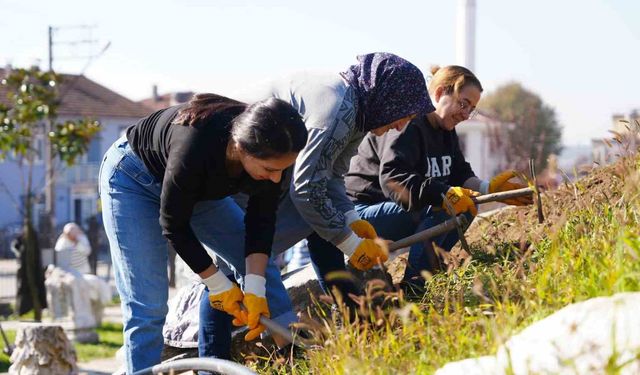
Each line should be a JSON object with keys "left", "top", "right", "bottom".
{"left": 316, "top": 65, "right": 530, "bottom": 290}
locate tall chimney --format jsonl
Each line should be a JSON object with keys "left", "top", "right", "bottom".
{"left": 152, "top": 84, "right": 159, "bottom": 101}
{"left": 4, "top": 62, "right": 12, "bottom": 77}
{"left": 456, "top": 0, "right": 476, "bottom": 71}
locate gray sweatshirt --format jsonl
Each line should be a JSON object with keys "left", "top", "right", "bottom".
{"left": 231, "top": 72, "right": 364, "bottom": 245}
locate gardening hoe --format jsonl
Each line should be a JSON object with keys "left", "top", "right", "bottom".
{"left": 388, "top": 194, "right": 473, "bottom": 253}
{"left": 0, "top": 322, "right": 14, "bottom": 356}
{"left": 238, "top": 303, "right": 313, "bottom": 350}
{"left": 385, "top": 181, "right": 546, "bottom": 256}
{"left": 472, "top": 187, "right": 532, "bottom": 205}
{"left": 386, "top": 206, "right": 470, "bottom": 255}
{"left": 441, "top": 195, "right": 472, "bottom": 253}
{"left": 530, "top": 159, "right": 545, "bottom": 224}
{"left": 470, "top": 186, "right": 544, "bottom": 223}
{"left": 470, "top": 160, "right": 545, "bottom": 223}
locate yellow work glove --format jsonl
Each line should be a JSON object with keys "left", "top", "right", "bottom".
{"left": 349, "top": 219, "right": 378, "bottom": 239}
{"left": 442, "top": 186, "right": 479, "bottom": 216}
{"left": 204, "top": 271, "right": 245, "bottom": 324}
{"left": 488, "top": 170, "right": 532, "bottom": 206}
{"left": 348, "top": 238, "right": 389, "bottom": 271}
{"left": 241, "top": 274, "right": 270, "bottom": 341}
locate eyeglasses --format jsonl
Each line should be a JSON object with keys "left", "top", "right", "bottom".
{"left": 457, "top": 98, "right": 478, "bottom": 119}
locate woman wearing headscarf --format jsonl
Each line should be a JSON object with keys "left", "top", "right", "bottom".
{"left": 344, "top": 65, "right": 531, "bottom": 289}
{"left": 199, "top": 52, "right": 433, "bottom": 359}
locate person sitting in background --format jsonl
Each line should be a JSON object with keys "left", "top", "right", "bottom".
{"left": 48, "top": 222, "right": 111, "bottom": 328}
{"left": 54, "top": 222, "right": 91, "bottom": 275}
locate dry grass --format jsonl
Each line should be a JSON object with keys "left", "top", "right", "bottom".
{"left": 248, "top": 153, "right": 640, "bottom": 374}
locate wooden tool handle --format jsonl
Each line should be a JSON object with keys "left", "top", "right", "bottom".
{"left": 387, "top": 216, "right": 464, "bottom": 252}
{"left": 472, "top": 187, "right": 533, "bottom": 204}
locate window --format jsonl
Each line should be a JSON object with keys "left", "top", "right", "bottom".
{"left": 86, "top": 135, "right": 102, "bottom": 163}
{"left": 34, "top": 137, "right": 44, "bottom": 163}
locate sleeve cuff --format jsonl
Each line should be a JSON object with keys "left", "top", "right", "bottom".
{"left": 479, "top": 180, "right": 490, "bottom": 195}
{"left": 202, "top": 270, "right": 234, "bottom": 295}
{"left": 344, "top": 210, "right": 361, "bottom": 226}
{"left": 336, "top": 231, "right": 363, "bottom": 257}
{"left": 243, "top": 274, "right": 266, "bottom": 298}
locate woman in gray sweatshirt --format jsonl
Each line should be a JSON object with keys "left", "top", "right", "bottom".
{"left": 199, "top": 52, "right": 433, "bottom": 359}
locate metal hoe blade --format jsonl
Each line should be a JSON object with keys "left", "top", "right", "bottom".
{"left": 441, "top": 193, "right": 471, "bottom": 253}
{"left": 529, "top": 159, "right": 545, "bottom": 223}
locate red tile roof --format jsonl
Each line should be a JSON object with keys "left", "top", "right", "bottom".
{"left": 139, "top": 93, "right": 174, "bottom": 112}
{"left": 0, "top": 68, "right": 151, "bottom": 119}
{"left": 139, "top": 91, "right": 194, "bottom": 112}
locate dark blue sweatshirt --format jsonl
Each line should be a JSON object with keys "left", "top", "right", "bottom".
{"left": 345, "top": 114, "right": 476, "bottom": 212}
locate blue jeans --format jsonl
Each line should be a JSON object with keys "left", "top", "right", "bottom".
{"left": 355, "top": 201, "right": 474, "bottom": 282}
{"left": 99, "top": 137, "right": 296, "bottom": 372}
{"left": 308, "top": 200, "right": 474, "bottom": 298}
{"left": 307, "top": 201, "right": 420, "bottom": 299}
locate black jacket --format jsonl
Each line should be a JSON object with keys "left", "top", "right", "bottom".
{"left": 345, "top": 115, "right": 475, "bottom": 212}
{"left": 127, "top": 105, "right": 280, "bottom": 274}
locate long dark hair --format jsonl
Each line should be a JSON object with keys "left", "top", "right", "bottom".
{"left": 173, "top": 93, "right": 246, "bottom": 126}
{"left": 231, "top": 97, "right": 307, "bottom": 159}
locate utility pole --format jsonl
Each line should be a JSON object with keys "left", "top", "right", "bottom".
{"left": 45, "top": 26, "right": 55, "bottom": 263}
{"left": 45, "top": 25, "right": 103, "bottom": 260}
{"left": 456, "top": 0, "right": 477, "bottom": 72}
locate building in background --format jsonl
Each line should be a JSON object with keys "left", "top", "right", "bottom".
{"left": 0, "top": 67, "right": 151, "bottom": 246}
{"left": 139, "top": 85, "right": 193, "bottom": 112}
{"left": 592, "top": 110, "right": 640, "bottom": 166}
{"left": 456, "top": 113, "right": 509, "bottom": 179}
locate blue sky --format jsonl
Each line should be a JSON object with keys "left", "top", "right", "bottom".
{"left": 2, "top": 0, "right": 639, "bottom": 146}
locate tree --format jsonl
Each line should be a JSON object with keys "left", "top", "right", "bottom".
{"left": 0, "top": 67, "right": 100, "bottom": 320}
{"left": 480, "top": 82, "right": 563, "bottom": 172}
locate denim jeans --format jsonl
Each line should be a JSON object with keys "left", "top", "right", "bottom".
{"left": 99, "top": 137, "right": 296, "bottom": 372}
{"left": 357, "top": 201, "right": 474, "bottom": 281}
{"left": 308, "top": 200, "right": 474, "bottom": 297}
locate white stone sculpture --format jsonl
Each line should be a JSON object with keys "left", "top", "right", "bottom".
{"left": 9, "top": 324, "right": 78, "bottom": 375}
{"left": 44, "top": 266, "right": 111, "bottom": 343}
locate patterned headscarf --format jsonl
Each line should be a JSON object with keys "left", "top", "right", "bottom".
{"left": 341, "top": 52, "right": 434, "bottom": 131}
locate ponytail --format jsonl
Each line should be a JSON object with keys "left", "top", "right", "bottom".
{"left": 428, "top": 65, "right": 483, "bottom": 97}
